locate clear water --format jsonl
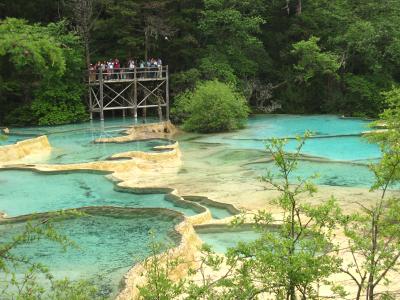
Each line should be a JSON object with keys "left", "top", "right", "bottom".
{"left": 6, "top": 118, "right": 143, "bottom": 137}
{"left": 239, "top": 114, "right": 371, "bottom": 138}
{"left": 195, "top": 226, "right": 261, "bottom": 253}
{"left": 247, "top": 160, "right": 378, "bottom": 188}
{"left": 0, "top": 133, "right": 38, "bottom": 146}
{"left": 1, "top": 118, "right": 133, "bottom": 145}
{"left": 0, "top": 114, "right": 389, "bottom": 297}
{"left": 46, "top": 134, "right": 171, "bottom": 164}
{"left": 192, "top": 115, "right": 380, "bottom": 161}
{"left": 1, "top": 118, "right": 173, "bottom": 164}
{"left": 0, "top": 170, "right": 199, "bottom": 217}
{"left": 183, "top": 197, "right": 235, "bottom": 220}
{"left": 284, "top": 136, "right": 380, "bottom": 161}
{"left": 207, "top": 206, "right": 235, "bottom": 219}
{"left": 0, "top": 208, "right": 181, "bottom": 298}
{"left": 198, "top": 115, "right": 371, "bottom": 140}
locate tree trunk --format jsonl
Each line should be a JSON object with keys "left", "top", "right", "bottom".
{"left": 366, "top": 216, "right": 378, "bottom": 300}
{"left": 144, "top": 29, "right": 149, "bottom": 61}
{"left": 296, "top": 0, "right": 302, "bottom": 15}
{"left": 288, "top": 193, "right": 297, "bottom": 300}
{"left": 355, "top": 285, "right": 362, "bottom": 300}
{"left": 285, "top": 0, "right": 290, "bottom": 15}
{"left": 70, "top": 0, "right": 93, "bottom": 68}
{"left": 84, "top": 34, "right": 91, "bottom": 69}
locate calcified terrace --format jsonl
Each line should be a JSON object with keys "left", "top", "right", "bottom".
{"left": 0, "top": 116, "right": 398, "bottom": 299}
{"left": 0, "top": 121, "right": 241, "bottom": 299}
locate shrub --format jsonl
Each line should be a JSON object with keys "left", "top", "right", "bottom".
{"left": 172, "top": 80, "right": 249, "bottom": 133}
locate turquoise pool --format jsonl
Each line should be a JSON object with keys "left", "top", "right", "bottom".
{"left": 0, "top": 118, "right": 132, "bottom": 146}
{"left": 0, "top": 169, "right": 200, "bottom": 298}
{"left": 196, "top": 115, "right": 371, "bottom": 140}
{"left": 192, "top": 115, "right": 380, "bottom": 161}
{"left": 183, "top": 196, "right": 237, "bottom": 220}
{"left": 1, "top": 118, "right": 173, "bottom": 164}
{"left": 46, "top": 134, "right": 171, "bottom": 164}
{"left": 0, "top": 114, "right": 389, "bottom": 298}
{"left": 0, "top": 133, "right": 37, "bottom": 146}
{"left": 0, "top": 170, "right": 200, "bottom": 217}
{"left": 0, "top": 208, "right": 182, "bottom": 298}
{"left": 195, "top": 225, "right": 261, "bottom": 253}
{"left": 247, "top": 160, "right": 381, "bottom": 188}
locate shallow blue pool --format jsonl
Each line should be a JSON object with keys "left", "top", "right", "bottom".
{"left": 193, "top": 115, "right": 380, "bottom": 161}
{"left": 0, "top": 114, "right": 389, "bottom": 297}
{"left": 0, "top": 169, "right": 200, "bottom": 298}
{"left": 0, "top": 208, "right": 181, "bottom": 298}
{"left": 0, "top": 133, "right": 37, "bottom": 146}
{"left": 0, "top": 170, "right": 199, "bottom": 217}
{"left": 195, "top": 226, "right": 261, "bottom": 253}
{"left": 242, "top": 114, "right": 371, "bottom": 138}
{"left": 1, "top": 118, "right": 173, "bottom": 163}
{"left": 247, "top": 160, "right": 385, "bottom": 188}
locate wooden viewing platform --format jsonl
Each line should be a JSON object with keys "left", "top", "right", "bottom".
{"left": 88, "top": 66, "right": 169, "bottom": 121}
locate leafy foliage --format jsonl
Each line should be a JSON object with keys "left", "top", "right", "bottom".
{"left": 291, "top": 36, "right": 340, "bottom": 84}
{"left": 339, "top": 87, "right": 400, "bottom": 299}
{"left": 0, "top": 18, "right": 87, "bottom": 126}
{"left": 2, "top": 0, "right": 400, "bottom": 120}
{"left": 0, "top": 212, "right": 102, "bottom": 299}
{"left": 138, "top": 235, "right": 185, "bottom": 300}
{"left": 171, "top": 80, "right": 249, "bottom": 133}
{"left": 198, "top": 0, "right": 267, "bottom": 79}
{"left": 232, "top": 135, "right": 343, "bottom": 299}
{"left": 139, "top": 135, "right": 344, "bottom": 299}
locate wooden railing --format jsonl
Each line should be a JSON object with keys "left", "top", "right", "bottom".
{"left": 88, "top": 66, "right": 168, "bottom": 83}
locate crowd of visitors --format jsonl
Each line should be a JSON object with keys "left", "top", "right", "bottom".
{"left": 89, "top": 58, "right": 163, "bottom": 81}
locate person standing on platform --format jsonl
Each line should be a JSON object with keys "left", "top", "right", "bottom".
{"left": 157, "top": 58, "right": 162, "bottom": 78}
{"left": 114, "top": 58, "right": 120, "bottom": 80}
{"left": 106, "top": 60, "right": 113, "bottom": 80}
{"left": 89, "top": 64, "right": 96, "bottom": 82}
{"left": 101, "top": 61, "right": 106, "bottom": 80}
{"left": 128, "top": 59, "right": 135, "bottom": 79}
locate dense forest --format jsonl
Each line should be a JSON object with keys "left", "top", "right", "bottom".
{"left": 1, "top": 0, "right": 400, "bottom": 125}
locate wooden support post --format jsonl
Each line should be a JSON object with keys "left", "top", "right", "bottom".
{"left": 89, "top": 86, "right": 93, "bottom": 120}
{"left": 157, "top": 90, "right": 163, "bottom": 122}
{"left": 143, "top": 93, "right": 147, "bottom": 122}
{"left": 134, "top": 67, "right": 138, "bottom": 121}
{"left": 99, "top": 69, "right": 104, "bottom": 121}
{"left": 166, "top": 65, "right": 170, "bottom": 121}
{"left": 143, "top": 81, "right": 147, "bottom": 122}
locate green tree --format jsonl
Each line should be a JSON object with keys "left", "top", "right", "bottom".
{"left": 31, "top": 21, "right": 87, "bottom": 125}
{"left": 341, "top": 87, "right": 400, "bottom": 300}
{"left": 2, "top": 0, "right": 400, "bottom": 121}
{"left": 171, "top": 80, "right": 249, "bottom": 133}
{"left": 291, "top": 36, "right": 340, "bottom": 84}
{"left": 223, "top": 135, "right": 343, "bottom": 299}
{"left": 0, "top": 18, "right": 87, "bottom": 126}
{"left": 139, "top": 135, "right": 344, "bottom": 299}
{"left": 138, "top": 236, "right": 185, "bottom": 300}
{"left": 198, "top": 0, "right": 268, "bottom": 81}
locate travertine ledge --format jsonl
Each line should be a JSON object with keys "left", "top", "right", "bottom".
{"left": 96, "top": 121, "right": 177, "bottom": 143}
{"left": 0, "top": 136, "right": 51, "bottom": 163}
{"left": 116, "top": 190, "right": 210, "bottom": 300}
